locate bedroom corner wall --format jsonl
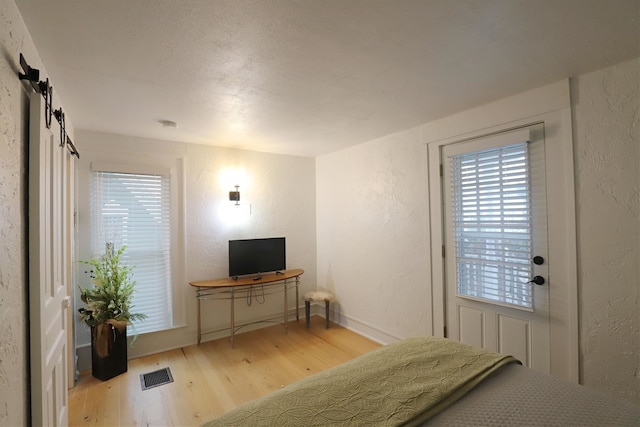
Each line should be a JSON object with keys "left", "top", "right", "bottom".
{"left": 571, "top": 57, "right": 640, "bottom": 403}
{"left": 74, "top": 132, "right": 317, "bottom": 361}
{"left": 315, "top": 128, "right": 431, "bottom": 343}
{"left": 317, "top": 60, "right": 639, "bottom": 403}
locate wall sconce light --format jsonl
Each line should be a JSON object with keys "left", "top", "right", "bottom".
{"left": 229, "top": 185, "right": 240, "bottom": 206}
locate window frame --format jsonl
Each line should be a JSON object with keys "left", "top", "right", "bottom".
{"left": 90, "top": 166, "right": 173, "bottom": 334}
{"left": 445, "top": 138, "right": 534, "bottom": 310}
{"left": 87, "top": 158, "right": 186, "bottom": 335}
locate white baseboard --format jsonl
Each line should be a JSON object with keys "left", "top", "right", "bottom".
{"left": 76, "top": 343, "right": 91, "bottom": 372}
{"left": 306, "top": 303, "right": 402, "bottom": 345}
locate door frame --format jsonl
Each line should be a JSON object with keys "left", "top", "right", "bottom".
{"left": 425, "top": 80, "right": 578, "bottom": 382}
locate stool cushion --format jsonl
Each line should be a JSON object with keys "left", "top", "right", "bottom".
{"left": 304, "top": 291, "right": 334, "bottom": 302}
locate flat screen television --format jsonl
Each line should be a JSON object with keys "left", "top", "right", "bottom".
{"left": 228, "top": 237, "right": 286, "bottom": 279}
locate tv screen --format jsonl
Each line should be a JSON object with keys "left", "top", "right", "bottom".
{"left": 228, "top": 237, "right": 286, "bottom": 278}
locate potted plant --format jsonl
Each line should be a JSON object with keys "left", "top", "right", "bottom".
{"left": 78, "top": 243, "right": 146, "bottom": 381}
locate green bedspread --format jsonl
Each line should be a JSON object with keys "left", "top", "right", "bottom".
{"left": 202, "top": 336, "right": 518, "bottom": 427}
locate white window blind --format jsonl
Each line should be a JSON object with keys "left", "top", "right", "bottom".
{"left": 449, "top": 142, "right": 533, "bottom": 308}
{"left": 91, "top": 171, "right": 173, "bottom": 334}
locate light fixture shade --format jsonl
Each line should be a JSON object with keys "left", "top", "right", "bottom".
{"left": 229, "top": 184, "right": 240, "bottom": 205}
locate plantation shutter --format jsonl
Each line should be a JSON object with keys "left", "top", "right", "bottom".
{"left": 91, "top": 169, "right": 173, "bottom": 334}
{"left": 448, "top": 139, "right": 533, "bottom": 309}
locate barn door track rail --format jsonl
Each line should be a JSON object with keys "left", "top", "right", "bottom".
{"left": 18, "top": 53, "right": 80, "bottom": 159}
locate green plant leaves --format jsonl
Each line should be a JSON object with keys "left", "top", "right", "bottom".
{"left": 78, "top": 245, "right": 146, "bottom": 328}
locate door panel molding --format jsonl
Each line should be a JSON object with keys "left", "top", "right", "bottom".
{"left": 497, "top": 314, "right": 531, "bottom": 366}
{"left": 458, "top": 305, "right": 485, "bottom": 348}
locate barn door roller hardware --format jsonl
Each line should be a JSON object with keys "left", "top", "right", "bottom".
{"left": 54, "top": 109, "right": 66, "bottom": 147}
{"left": 54, "top": 107, "right": 80, "bottom": 159}
{"left": 18, "top": 53, "right": 53, "bottom": 129}
{"left": 18, "top": 53, "right": 42, "bottom": 93}
{"left": 53, "top": 108, "right": 80, "bottom": 159}
{"left": 18, "top": 53, "right": 80, "bottom": 159}
{"left": 66, "top": 136, "right": 79, "bottom": 158}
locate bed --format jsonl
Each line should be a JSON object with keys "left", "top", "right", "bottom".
{"left": 201, "top": 336, "right": 640, "bottom": 426}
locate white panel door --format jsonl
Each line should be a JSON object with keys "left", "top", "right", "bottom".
{"left": 442, "top": 124, "right": 550, "bottom": 372}
{"left": 29, "top": 92, "right": 70, "bottom": 426}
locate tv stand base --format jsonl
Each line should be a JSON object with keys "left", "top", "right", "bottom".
{"left": 190, "top": 269, "right": 304, "bottom": 347}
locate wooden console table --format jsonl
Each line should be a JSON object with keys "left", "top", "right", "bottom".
{"left": 189, "top": 269, "right": 304, "bottom": 347}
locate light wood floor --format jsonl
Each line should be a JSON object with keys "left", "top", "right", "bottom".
{"left": 69, "top": 316, "right": 381, "bottom": 426}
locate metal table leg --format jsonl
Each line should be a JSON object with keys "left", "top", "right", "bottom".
{"left": 295, "top": 276, "right": 299, "bottom": 321}
{"left": 197, "top": 291, "right": 201, "bottom": 344}
{"left": 284, "top": 280, "right": 288, "bottom": 334}
{"left": 230, "top": 288, "right": 235, "bottom": 347}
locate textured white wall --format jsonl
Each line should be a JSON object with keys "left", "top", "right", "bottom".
{"left": 0, "top": 1, "right": 75, "bottom": 423}
{"left": 0, "top": 4, "right": 28, "bottom": 421}
{"left": 185, "top": 143, "right": 317, "bottom": 345}
{"left": 316, "top": 127, "right": 431, "bottom": 343}
{"left": 571, "top": 57, "right": 639, "bottom": 403}
{"left": 75, "top": 131, "right": 317, "bottom": 358}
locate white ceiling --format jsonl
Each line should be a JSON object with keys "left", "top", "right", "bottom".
{"left": 15, "top": 0, "right": 640, "bottom": 157}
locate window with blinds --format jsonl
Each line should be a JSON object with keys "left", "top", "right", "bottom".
{"left": 91, "top": 171, "right": 173, "bottom": 334}
{"left": 448, "top": 142, "right": 533, "bottom": 309}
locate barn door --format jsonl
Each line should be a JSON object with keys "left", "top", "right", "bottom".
{"left": 29, "top": 92, "right": 70, "bottom": 426}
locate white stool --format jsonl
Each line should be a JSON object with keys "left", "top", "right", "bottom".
{"left": 303, "top": 291, "right": 334, "bottom": 329}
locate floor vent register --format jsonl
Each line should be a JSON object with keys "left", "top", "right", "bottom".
{"left": 140, "top": 367, "right": 174, "bottom": 391}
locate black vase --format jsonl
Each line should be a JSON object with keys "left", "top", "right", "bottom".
{"left": 91, "top": 323, "right": 128, "bottom": 381}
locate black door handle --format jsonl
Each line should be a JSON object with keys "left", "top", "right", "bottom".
{"left": 528, "top": 276, "right": 545, "bottom": 285}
